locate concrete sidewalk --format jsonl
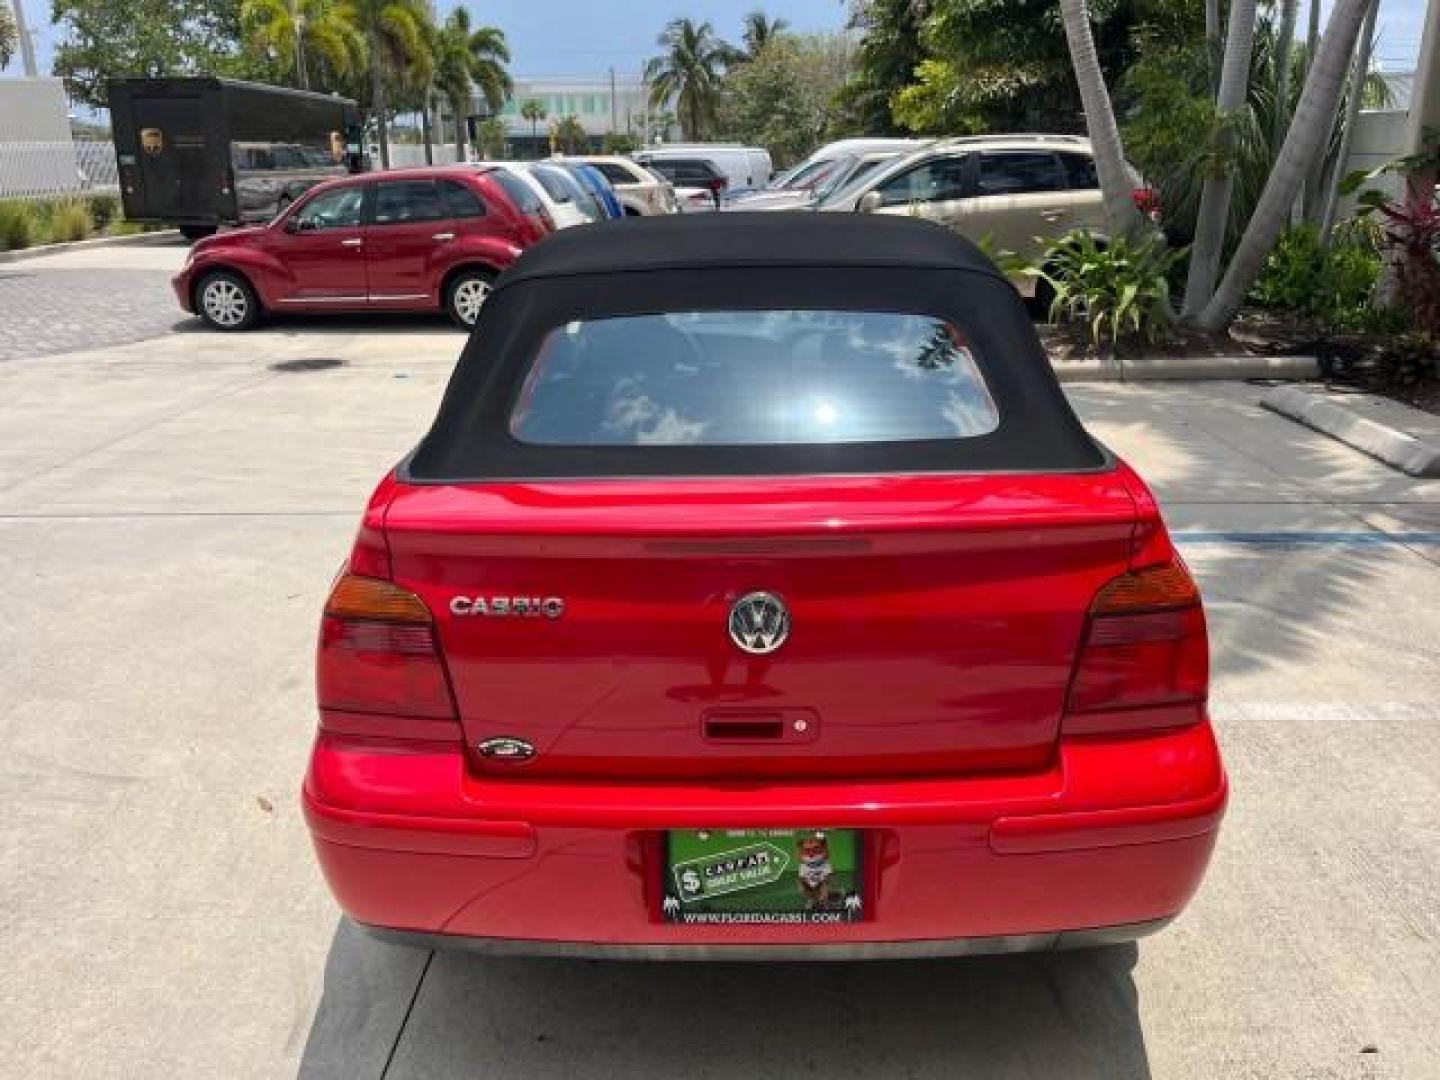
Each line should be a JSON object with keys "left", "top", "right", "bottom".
{"left": 0, "top": 328, "right": 1436, "bottom": 1079}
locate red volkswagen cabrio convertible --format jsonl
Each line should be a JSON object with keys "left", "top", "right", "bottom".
{"left": 303, "top": 213, "right": 1226, "bottom": 959}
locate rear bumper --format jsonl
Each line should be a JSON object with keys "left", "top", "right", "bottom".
{"left": 303, "top": 722, "right": 1225, "bottom": 954}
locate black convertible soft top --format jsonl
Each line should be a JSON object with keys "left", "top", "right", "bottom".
{"left": 496, "top": 211, "right": 1007, "bottom": 284}
{"left": 406, "top": 213, "right": 1106, "bottom": 481}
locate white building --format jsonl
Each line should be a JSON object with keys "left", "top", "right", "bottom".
{"left": 454, "top": 73, "right": 674, "bottom": 156}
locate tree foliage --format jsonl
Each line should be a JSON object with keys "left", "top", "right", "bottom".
{"left": 719, "top": 34, "right": 854, "bottom": 167}
{"left": 834, "top": 0, "right": 927, "bottom": 136}
{"left": 740, "top": 10, "right": 788, "bottom": 60}
{"left": 889, "top": 0, "right": 1140, "bottom": 136}
{"left": 239, "top": 0, "right": 365, "bottom": 91}
{"left": 52, "top": 0, "right": 266, "bottom": 108}
{"left": 435, "top": 6, "right": 511, "bottom": 158}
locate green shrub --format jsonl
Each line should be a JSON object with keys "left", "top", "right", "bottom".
{"left": 88, "top": 193, "right": 120, "bottom": 230}
{"left": 48, "top": 200, "right": 94, "bottom": 243}
{"left": 1252, "top": 223, "right": 1387, "bottom": 331}
{"left": 0, "top": 201, "right": 34, "bottom": 250}
{"left": 1033, "top": 231, "right": 1184, "bottom": 349}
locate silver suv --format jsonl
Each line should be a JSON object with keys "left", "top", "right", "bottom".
{"left": 818, "top": 135, "right": 1127, "bottom": 296}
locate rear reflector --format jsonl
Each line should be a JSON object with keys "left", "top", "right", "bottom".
{"left": 1064, "top": 561, "right": 1208, "bottom": 735}
{"left": 317, "top": 574, "right": 458, "bottom": 730}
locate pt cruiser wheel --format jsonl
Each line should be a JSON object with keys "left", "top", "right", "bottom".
{"left": 446, "top": 269, "right": 495, "bottom": 328}
{"left": 196, "top": 271, "right": 259, "bottom": 332}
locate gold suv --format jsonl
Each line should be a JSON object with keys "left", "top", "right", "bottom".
{"left": 817, "top": 135, "right": 1136, "bottom": 296}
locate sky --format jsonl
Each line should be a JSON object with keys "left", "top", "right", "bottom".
{"left": 1, "top": 0, "right": 1433, "bottom": 83}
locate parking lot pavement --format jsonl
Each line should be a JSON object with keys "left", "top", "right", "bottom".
{"left": 0, "top": 240, "right": 194, "bottom": 362}
{"left": 0, "top": 323, "right": 1437, "bottom": 1079}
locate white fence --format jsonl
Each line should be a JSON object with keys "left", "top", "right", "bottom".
{"left": 0, "top": 141, "right": 119, "bottom": 200}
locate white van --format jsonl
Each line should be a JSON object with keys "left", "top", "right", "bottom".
{"left": 635, "top": 144, "right": 773, "bottom": 193}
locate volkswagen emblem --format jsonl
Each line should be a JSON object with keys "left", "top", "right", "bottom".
{"left": 728, "top": 591, "right": 790, "bottom": 655}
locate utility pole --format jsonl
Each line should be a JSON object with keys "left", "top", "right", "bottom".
{"left": 609, "top": 67, "right": 618, "bottom": 135}
{"left": 12, "top": 0, "right": 38, "bottom": 77}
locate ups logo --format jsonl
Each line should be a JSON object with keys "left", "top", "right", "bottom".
{"left": 140, "top": 128, "right": 163, "bottom": 156}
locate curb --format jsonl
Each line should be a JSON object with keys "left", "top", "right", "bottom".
{"left": 1261, "top": 385, "right": 1440, "bottom": 478}
{"left": 1051, "top": 354, "right": 1318, "bottom": 383}
{"left": 0, "top": 230, "right": 183, "bottom": 264}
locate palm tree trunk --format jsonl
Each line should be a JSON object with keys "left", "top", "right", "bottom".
{"left": 454, "top": 96, "right": 467, "bottom": 162}
{"left": 1272, "top": 0, "right": 1300, "bottom": 162}
{"left": 370, "top": 32, "right": 390, "bottom": 169}
{"left": 1058, "top": 0, "right": 1143, "bottom": 240}
{"left": 1195, "top": 0, "right": 1377, "bottom": 332}
{"left": 1301, "top": 0, "right": 1325, "bottom": 219}
{"left": 1182, "top": 0, "right": 1259, "bottom": 321}
{"left": 1319, "top": 0, "right": 1379, "bottom": 241}
{"left": 1204, "top": 0, "right": 1221, "bottom": 89}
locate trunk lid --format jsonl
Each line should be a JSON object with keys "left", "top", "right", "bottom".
{"left": 384, "top": 472, "right": 1136, "bottom": 780}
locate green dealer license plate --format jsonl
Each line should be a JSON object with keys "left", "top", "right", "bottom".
{"left": 662, "top": 829, "right": 865, "bottom": 925}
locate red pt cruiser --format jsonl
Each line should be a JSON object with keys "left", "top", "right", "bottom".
{"left": 173, "top": 165, "right": 552, "bottom": 331}
{"left": 303, "top": 213, "right": 1226, "bottom": 959}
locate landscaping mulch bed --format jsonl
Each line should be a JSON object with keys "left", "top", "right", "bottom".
{"left": 1038, "top": 307, "right": 1440, "bottom": 419}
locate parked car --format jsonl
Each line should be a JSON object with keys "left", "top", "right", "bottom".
{"left": 173, "top": 165, "right": 550, "bottom": 331}
{"left": 574, "top": 155, "right": 677, "bottom": 216}
{"left": 302, "top": 212, "right": 1226, "bottom": 958}
{"left": 735, "top": 151, "right": 905, "bottom": 212}
{"left": 553, "top": 160, "right": 624, "bottom": 219}
{"left": 638, "top": 156, "right": 728, "bottom": 207}
{"left": 522, "top": 161, "right": 605, "bottom": 226}
{"left": 818, "top": 135, "right": 1144, "bottom": 296}
{"left": 636, "top": 144, "right": 772, "bottom": 192}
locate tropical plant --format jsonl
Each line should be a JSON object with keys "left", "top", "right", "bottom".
{"left": 434, "top": 7, "right": 511, "bottom": 162}
{"left": 1250, "top": 223, "right": 1382, "bottom": 330}
{"left": 0, "top": 200, "right": 33, "bottom": 250}
{"left": 1195, "top": 0, "right": 1378, "bottom": 332}
{"left": 348, "top": 0, "right": 432, "bottom": 169}
{"left": 552, "top": 115, "right": 587, "bottom": 154}
{"left": 520, "top": 99, "right": 547, "bottom": 148}
{"left": 239, "top": 0, "right": 364, "bottom": 90}
{"left": 1058, "top": 0, "right": 1143, "bottom": 240}
{"left": 644, "top": 17, "right": 734, "bottom": 141}
{"left": 603, "top": 131, "right": 637, "bottom": 155}
{"left": 0, "top": 2, "right": 17, "bottom": 71}
{"left": 740, "top": 9, "right": 788, "bottom": 60}
{"left": 1032, "top": 231, "right": 1185, "bottom": 349}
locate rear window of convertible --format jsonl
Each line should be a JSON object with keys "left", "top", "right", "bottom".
{"left": 509, "top": 310, "right": 1000, "bottom": 446}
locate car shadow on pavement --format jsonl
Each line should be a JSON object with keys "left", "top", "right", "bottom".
{"left": 171, "top": 313, "right": 463, "bottom": 336}
{"left": 297, "top": 919, "right": 1150, "bottom": 1079}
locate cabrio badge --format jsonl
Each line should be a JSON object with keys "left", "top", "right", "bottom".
{"left": 728, "top": 591, "right": 790, "bottom": 655}
{"left": 450, "top": 596, "right": 564, "bottom": 619}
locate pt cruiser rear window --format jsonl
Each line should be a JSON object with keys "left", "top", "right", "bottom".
{"left": 509, "top": 310, "right": 1000, "bottom": 447}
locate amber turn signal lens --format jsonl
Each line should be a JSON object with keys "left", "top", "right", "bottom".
{"left": 1089, "top": 561, "right": 1199, "bottom": 615}
{"left": 325, "top": 574, "right": 432, "bottom": 623}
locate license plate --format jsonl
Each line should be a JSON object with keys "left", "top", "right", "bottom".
{"left": 661, "top": 828, "right": 866, "bottom": 925}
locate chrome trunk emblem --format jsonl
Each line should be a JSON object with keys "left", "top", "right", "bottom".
{"left": 728, "top": 591, "right": 790, "bottom": 655}
{"left": 477, "top": 737, "right": 536, "bottom": 762}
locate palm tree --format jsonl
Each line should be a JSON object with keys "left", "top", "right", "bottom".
{"left": 348, "top": 0, "right": 431, "bottom": 169}
{"left": 741, "top": 10, "right": 788, "bottom": 60}
{"left": 1195, "top": 0, "right": 1377, "bottom": 332}
{"left": 1182, "top": 0, "right": 1258, "bottom": 320}
{"left": 1318, "top": 0, "right": 1380, "bottom": 240}
{"left": 240, "top": 0, "right": 365, "bottom": 90}
{"left": 434, "top": 7, "right": 511, "bottom": 162}
{"left": 553, "top": 115, "right": 586, "bottom": 154}
{"left": 1271, "top": 0, "right": 1300, "bottom": 161}
{"left": 0, "top": 3, "right": 17, "bottom": 72}
{"left": 1058, "top": 1, "right": 1142, "bottom": 239}
{"left": 644, "top": 18, "right": 733, "bottom": 141}
{"left": 520, "top": 99, "right": 546, "bottom": 154}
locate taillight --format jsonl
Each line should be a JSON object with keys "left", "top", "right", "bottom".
{"left": 1063, "top": 559, "right": 1208, "bottom": 735}
{"left": 316, "top": 574, "right": 458, "bottom": 737}
{"left": 1131, "top": 186, "right": 1161, "bottom": 221}
{"left": 536, "top": 206, "right": 556, "bottom": 232}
